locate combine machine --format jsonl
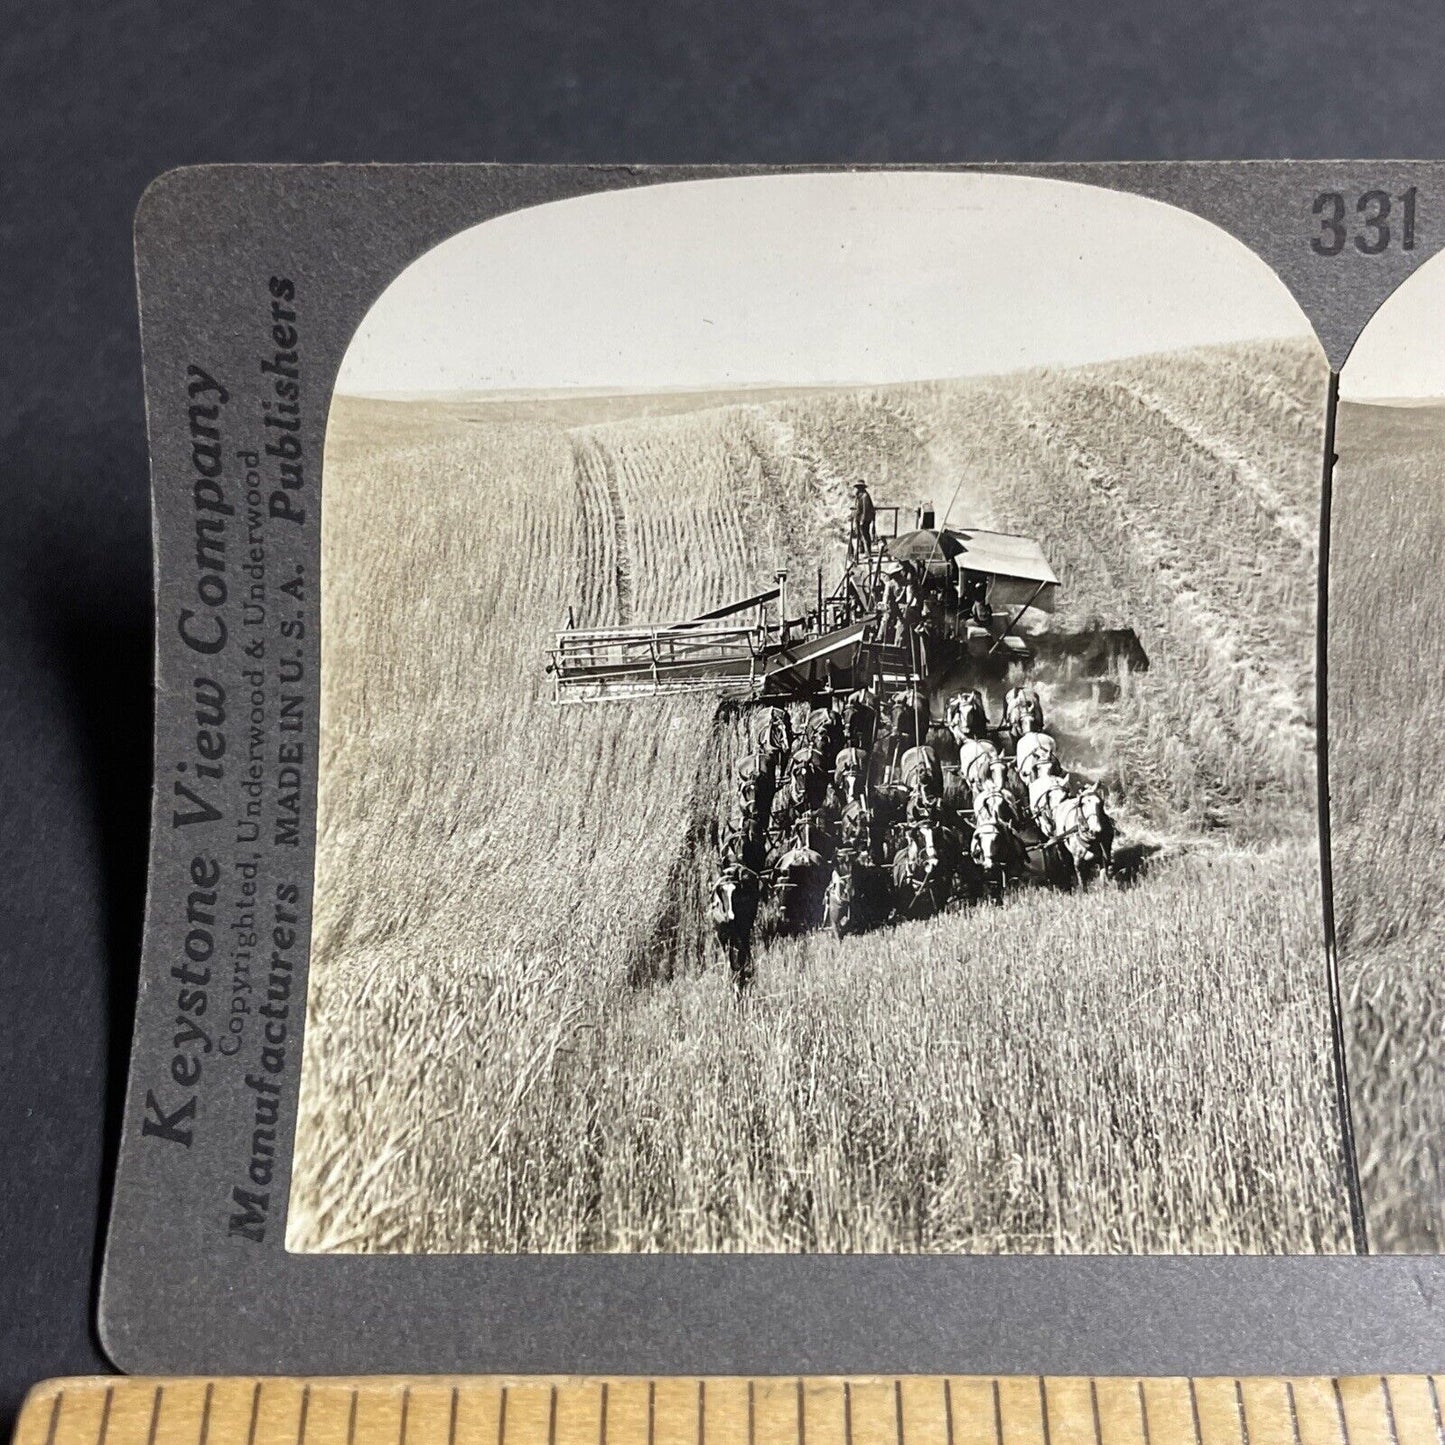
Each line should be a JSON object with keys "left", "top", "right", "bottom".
{"left": 547, "top": 503, "right": 1060, "bottom": 704}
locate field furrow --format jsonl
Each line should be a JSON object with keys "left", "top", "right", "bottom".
{"left": 1109, "top": 378, "right": 1316, "bottom": 552}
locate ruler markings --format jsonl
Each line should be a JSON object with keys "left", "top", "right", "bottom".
{"left": 302, "top": 1385, "right": 352, "bottom": 1445}
{"left": 1382, "top": 1381, "right": 1400, "bottom": 1445}
{"left": 943, "top": 1378, "right": 995, "bottom": 1445}
{"left": 14, "top": 1379, "right": 1445, "bottom": 1445}
{"left": 1095, "top": 1380, "right": 1145, "bottom": 1445}
{"left": 843, "top": 1378, "right": 895, "bottom": 1445}
{"left": 1379, "top": 1379, "right": 1437, "bottom": 1445}
{"left": 1335, "top": 1380, "right": 1353, "bottom": 1445}
{"left": 146, "top": 1388, "right": 164, "bottom": 1445}
{"left": 704, "top": 1380, "right": 748, "bottom": 1445}
{"left": 1195, "top": 1379, "right": 1250, "bottom": 1445}
{"left": 45, "top": 1391, "right": 65, "bottom": 1445}
{"left": 1241, "top": 1377, "right": 1296, "bottom": 1445}
{"left": 608, "top": 1379, "right": 650, "bottom": 1445}
{"left": 653, "top": 1379, "right": 699, "bottom": 1445}
{"left": 1288, "top": 1381, "right": 1342, "bottom": 1445}
{"left": 1090, "top": 1380, "right": 1104, "bottom": 1445}
{"left": 509, "top": 1388, "right": 554, "bottom": 1445}
{"left": 247, "top": 1385, "right": 264, "bottom": 1445}
{"left": 898, "top": 1376, "right": 948, "bottom": 1445}
{"left": 1339, "top": 1375, "right": 1396, "bottom": 1445}
{"left": 1138, "top": 1381, "right": 1193, "bottom": 1445}
{"left": 1038, "top": 1377, "right": 1088, "bottom": 1445}
{"left": 995, "top": 1379, "right": 1046, "bottom": 1445}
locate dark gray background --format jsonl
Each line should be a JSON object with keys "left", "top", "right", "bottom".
{"left": 6, "top": 0, "right": 1445, "bottom": 1429}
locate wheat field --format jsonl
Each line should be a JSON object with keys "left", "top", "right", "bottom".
{"left": 1331, "top": 399, "right": 1445, "bottom": 1252}
{"left": 288, "top": 338, "right": 1353, "bottom": 1255}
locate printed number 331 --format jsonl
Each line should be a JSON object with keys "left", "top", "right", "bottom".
{"left": 1313, "top": 187, "right": 1418, "bottom": 255}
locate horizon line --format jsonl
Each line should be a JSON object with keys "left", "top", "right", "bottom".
{"left": 334, "top": 333, "right": 1315, "bottom": 404}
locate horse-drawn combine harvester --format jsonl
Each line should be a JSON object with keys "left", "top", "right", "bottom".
{"left": 546, "top": 501, "right": 1146, "bottom": 985}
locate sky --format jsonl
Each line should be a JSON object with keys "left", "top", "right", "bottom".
{"left": 1340, "top": 252, "right": 1445, "bottom": 401}
{"left": 337, "top": 171, "right": 1317, "bottom": 398}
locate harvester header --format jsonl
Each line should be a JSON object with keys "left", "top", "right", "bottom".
{"left": 547, "top": 501, "right": 1058, "bottom": 704}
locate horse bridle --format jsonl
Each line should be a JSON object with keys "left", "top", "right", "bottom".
{"left": 1074, "top": 792, "right": 1105, "bottom": 842}
{"left": 1032, "top": 778, "right": 1069, "bottom": 832}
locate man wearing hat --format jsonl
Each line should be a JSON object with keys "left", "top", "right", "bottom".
{"left": 852, "top": 479, "right": 877, "bottom": 556}
{"left": 879, "top": 559, "right": 904, "bottom": 643}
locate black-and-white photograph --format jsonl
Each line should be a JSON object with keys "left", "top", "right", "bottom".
{"left": 1333, "top": 256, "right": 1445, "bottom": 1253}
{"left": 287, "top": 171, "right": 1352, "bottom": 1256}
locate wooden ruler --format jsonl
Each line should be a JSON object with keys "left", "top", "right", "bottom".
{"left": 11, "top": 1377, "right": 1445, "bottom": 1445}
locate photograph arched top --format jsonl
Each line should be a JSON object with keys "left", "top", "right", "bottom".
{"left": 1341, "top": 245, "right": 1445, "bottom": 401}
{"left": 336, "top": 171, "right": 1321, "bottom": 400}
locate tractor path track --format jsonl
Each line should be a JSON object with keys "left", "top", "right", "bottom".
{"left": 570, "top": 432, "right": 635, "bottom": 625}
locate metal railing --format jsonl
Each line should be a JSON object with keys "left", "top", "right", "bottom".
{"left": 550, "top": 621, "right": 770, "bottom": 702}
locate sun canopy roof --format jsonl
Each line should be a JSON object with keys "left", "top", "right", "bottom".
{"left": 892, "top": 528, "right": 1058, "bottom": 586}
{"left": 949, "top": 528, "right": 1058, "bottom": 587}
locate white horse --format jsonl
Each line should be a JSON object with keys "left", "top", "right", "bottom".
{"left": 1003, "top": 685, "right": 1045, "bottom": 741}
{"left": 1014, "top": 728, "right": 1059, "bottom": 783}
{"left": 970, "top": 782, "right": 1024, "bottom": 903}
{"left": 1027, "top": 762, "right": 1072, "bottom": 839}
{"left": 1049, "top": 784, "right": 1116, "bottom": 883}
{"left": 945, "top": 689, "right": 990, "bottom": 744}
{"left": 958, "top": 736, "right": 1002, "bottom": 791}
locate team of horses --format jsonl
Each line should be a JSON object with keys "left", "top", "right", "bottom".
{"left": 709, "top": 684, "right": 1116, "bottom": 985}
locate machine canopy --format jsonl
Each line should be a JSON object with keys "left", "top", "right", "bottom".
{"left": 891, "top": 527, "right": 1059, "bottom": 615}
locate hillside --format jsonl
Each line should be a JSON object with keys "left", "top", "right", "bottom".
{"left": 288, "top": 338, "right": 1351, "bottom": 1255}
{"left": 1331, "top": 399, "right": 1445, "bottom": 1251}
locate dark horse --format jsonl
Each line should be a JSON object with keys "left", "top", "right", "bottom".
{"left": 945, "top": 688, "right": 991, "bottom": 743}
{"left": 771, "top": 828, "right": 831, "bottom": 934}
{"left": 841, "top": 689, "right": 878, "bottom": 752}
{"left": 890, "top": 807, "right": 960, "bottom": 920}
{"left": 832, "top": 745, "right": 871, "bottom": 808}
{"left": 804, "top": 705, "right": 846, "bottom": 773}
{"left": 709, "top": 864, "right": 760, "bottom": 988}
{"left": 824, "top": 847, "right": 889, "bottom": 937}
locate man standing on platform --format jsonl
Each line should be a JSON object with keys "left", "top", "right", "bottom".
{"left": 852, "top": 479, "right": 877, "bottom": 556}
